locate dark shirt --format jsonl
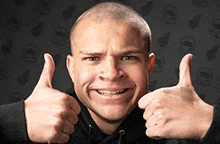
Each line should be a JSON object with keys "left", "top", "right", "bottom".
{"left": 1, "top": 92, "right": 220, "bottom": 143}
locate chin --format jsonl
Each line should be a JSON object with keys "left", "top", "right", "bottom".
{"left": 93, "top": 103, "right": 136, "bottom": 122}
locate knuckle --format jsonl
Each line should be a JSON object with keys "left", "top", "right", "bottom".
{"left": 53, "top": 118, "right": 64, "bottom": 128}
{"left": 160, "top": 88, "right": 166, "bottom": 92}
{"left": 58, "top": 94, "right": 69, "bottom": 101}
{"left": 156, "top": 88, "right": 165, "bottom": 94}
{"left": 47, "top": 131, "right": 60, "bottom": 142}
{"left": 160, "top": 119, "right": 168, "bottom": 128}
{"left": 153, "top": 99, "right": 163, "bottom": 109}
{"left": 156, "top": 111, "right": 169, "bottom": 126}
{"left": 159, "top": 88, "right": 170, "bottom": 97}
{"left": 56, "top": 106, "right": 67, "bottom": 118}
{"left": 157, "top": 110, "right": 165, "bottom": 119}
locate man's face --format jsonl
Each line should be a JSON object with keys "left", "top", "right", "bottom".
{"left": 67, "top": 19, "right": 154, "bottom": 122}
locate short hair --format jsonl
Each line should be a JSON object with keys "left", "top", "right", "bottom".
{"left": 70, "top": 2, "right": 151, "bottom": 55}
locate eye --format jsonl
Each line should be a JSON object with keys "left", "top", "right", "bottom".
{"left": 84, "top": 57, "right": 100, "bottom": 61}
{"left": 122, "top": 56, "right": 136, "bottom": 61}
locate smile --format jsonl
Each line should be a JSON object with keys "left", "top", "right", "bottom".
{"left": 97, "top": 89, "right": 127, "bottom": 95}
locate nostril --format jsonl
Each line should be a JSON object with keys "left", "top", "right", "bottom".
{"left": 119, "top": 73, "right": 125, "bottom": 78}
{"left": 99, "top": 68, "right": 125, "bottom": 81}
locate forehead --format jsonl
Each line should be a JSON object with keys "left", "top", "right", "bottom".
{"left": 71, "top": 18, "right": 147, "bottom": 54}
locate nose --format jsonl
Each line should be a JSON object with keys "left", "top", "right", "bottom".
{"left": 99, "top": 57, "right": 125, "bottom": 81}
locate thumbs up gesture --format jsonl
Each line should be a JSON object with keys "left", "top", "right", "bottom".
{"left": 24, "top": 54, "right": 81, "bottom": 143}
{"left": 138, "top": 54, "right": 213, "bottom": 140}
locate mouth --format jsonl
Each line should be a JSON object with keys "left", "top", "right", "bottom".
{"left": 97, "top": 89, "right": 127, "bottom": 95}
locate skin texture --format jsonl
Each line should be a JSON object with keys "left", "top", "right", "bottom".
{"left": 67, "top": 19, "right": 154, "bottom": 135}
{"left": 24, "top": 2, "right": 154, "bottom": 143}
{"left": 138, "top": 54, "right": 213, "bottom": 139}
{"left": 24, "top": 54, "right": 81, "bottom": 143}
{"left": 23, "top": 2, "right": 213, "bottom": 143}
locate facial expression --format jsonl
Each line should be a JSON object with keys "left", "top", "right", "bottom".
{"left": 67, "top": 19, "right": 154, "bottom": 123}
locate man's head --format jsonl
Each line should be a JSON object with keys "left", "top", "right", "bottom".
{"left": 70, "top": 2, "right": 151, "bottom": 54}
{"left": 67, "top": 2, "right": 154, "bottom": 131}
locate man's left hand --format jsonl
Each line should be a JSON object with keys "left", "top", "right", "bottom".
{"left": 138, "top": 54, "right": 213, "bottom": 139}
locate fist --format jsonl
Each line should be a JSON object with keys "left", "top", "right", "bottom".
{"left": 24, "top": 54, "right": 81, "bottom": 143}
{"left": 138, "top": 54, "right": 213, "bottom": 140}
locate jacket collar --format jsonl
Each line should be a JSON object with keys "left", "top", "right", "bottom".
{"left": 68, "top": 92, "right": 164, "bottom": 144}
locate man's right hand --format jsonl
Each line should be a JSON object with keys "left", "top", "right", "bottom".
{"left": 24, "top": 53, "right": 81, "bottom": 143}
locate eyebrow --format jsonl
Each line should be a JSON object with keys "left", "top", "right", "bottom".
{"left": 79, "top": 51, "right": 103, "bottom": 55}
{"left": 120, "top": 49, "right": 144, "bottom": 55}
{"left": 79, "top": 49, "right": 144, "bottom": 56}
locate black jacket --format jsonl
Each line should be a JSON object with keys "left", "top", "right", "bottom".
{"left": 1, "top": 92, "right": 220, "bottom": 144}
{"left": 67, "top": 92, "right": 165, "bottom": 144}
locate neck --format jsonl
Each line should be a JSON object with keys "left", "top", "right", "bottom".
{"left": 88, "top": 108, "right": 125, "bottom": 135}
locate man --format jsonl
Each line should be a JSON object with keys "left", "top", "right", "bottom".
{"left": 1, "top": 2, "right": 219, "bottom": 144}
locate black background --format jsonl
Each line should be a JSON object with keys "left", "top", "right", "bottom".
{"left": 0, "top": 0, "right": 220, "bottom": 106}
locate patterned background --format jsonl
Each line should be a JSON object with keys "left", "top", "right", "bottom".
{"left": 0, "top": 0, "right": 220, "bottom": 107}
{"left": 0, "top": 0, "right": 220, "bottom": 143}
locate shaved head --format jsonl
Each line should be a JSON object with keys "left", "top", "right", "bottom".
{"left": 67, "top": 2, "right": 154, "bottom": 133}
{"left": 70, "top": 2, "right": 151, "bottom": 54}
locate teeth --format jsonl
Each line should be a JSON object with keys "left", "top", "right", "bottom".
{"left": 97, "top": 89, "right": 126, "bottom": 95}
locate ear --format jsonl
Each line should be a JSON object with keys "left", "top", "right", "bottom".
{"left": 148, "top": 53, "right": 155, "bottom": 79}
{"left": 66, "top": 55, "right": 75, "bottom": 83}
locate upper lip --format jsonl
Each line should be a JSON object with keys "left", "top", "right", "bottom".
{"left": 89, "top": 84, "right": 134, "bottom": 95}
{"left": 93, "top": 87, "right": 131, "bottom": 91}
{"left": 97, "top": 89, "right": 127, "bottom": 95}
{"left": 95, "top": 88, "right": 128, "bottom": 90}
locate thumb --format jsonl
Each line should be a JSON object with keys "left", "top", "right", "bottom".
{"left": 178, "top": 54, "right": 193, "bottom": 87}
{"left": 37, "top": 53, "right": 55, "bottom": 88}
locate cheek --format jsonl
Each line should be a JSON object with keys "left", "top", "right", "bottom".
{"left": 73, "top": 66, "right": 98, "bottom": 108}
{"left": 127, "top": 65, "right": 149, "bottom": 93}
{"left": 74, "top": 66, "right": 96, "bottom": 92}
{"left": 129, "top": 65, "right": 148, "bottom": 82}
